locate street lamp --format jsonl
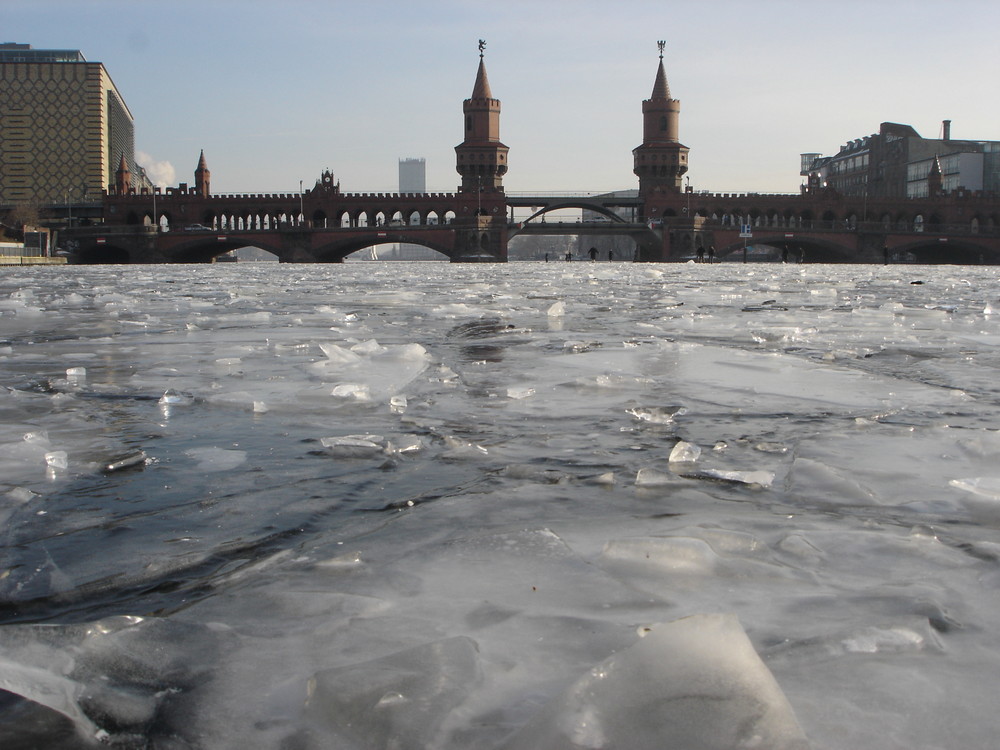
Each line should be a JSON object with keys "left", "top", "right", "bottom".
{"left": 299, "top": 180, "right": 304, "bottom": 225}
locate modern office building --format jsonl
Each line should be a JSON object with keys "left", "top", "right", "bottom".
{"left": 802, "top": 121, "right": 1000, "bottom": 199}
{"left": 398, "top": 157, "right": 426, "bottom": 193}
{"left": 0, "top": 42, "right": 144, "bottom": 205}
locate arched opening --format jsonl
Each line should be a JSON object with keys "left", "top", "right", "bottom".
{"left": 229, "top": 244, "right": 279, "bottom": 262}
{"left": 341, "top": 239, "right": 451, "bottom": 262}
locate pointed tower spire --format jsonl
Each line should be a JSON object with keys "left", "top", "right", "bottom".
{"left": 455, "top": 40, "right": 508, "bottom": 193}
{"left": 115, "top": 152, "right": 131, "bottom": 194}
{"left": 194, "top": 150, "right": 211, "bottom": 198}
{"left": 472, "top": 39, "right": 493, "bottom": 99}
{"left": 927, "top": 155, "right": 943, "bottom": 195}
{"left": 650, "top": 41, "right": 671, "bottom": 99}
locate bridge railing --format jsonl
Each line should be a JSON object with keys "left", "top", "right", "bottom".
{"left": 704, "top": 218, "right": 1000, "bottom": 236}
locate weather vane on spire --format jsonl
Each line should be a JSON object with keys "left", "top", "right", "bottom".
{"left": 657, "top": 40, "right": 665, "bottom": 59}
{"left": 478, "top": 39, "right": 486, "bottom": 58}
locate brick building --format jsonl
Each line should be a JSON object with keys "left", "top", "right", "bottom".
{"left": 802, "top": 121, "right": 1000, "bottom": 200}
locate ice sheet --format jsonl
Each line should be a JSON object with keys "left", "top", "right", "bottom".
{"left": 2, "top": 262, "right": 1000, "bottom": 748}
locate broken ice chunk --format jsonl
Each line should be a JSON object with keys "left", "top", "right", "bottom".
{"left": 634, "top": 467, "right": 677, "bottom": 487}
{"left": 44, "top": 451, "right": 68, "bottom": 470}
{"left": 949, "top": 477, "right": 1000, "bottom": 523}
{"left": 103, "top": 450, "right": 147, "bottom": 473}
{"left": 626, "top": 405, "right": 686, "bottom": 424}
{"left": 158, "top": 388, "right": 192, "bottom": 406}
{"left": 331, "top": 383, "right": 372, "bottom": 401}
{"left": 305, "top": 636, "right": 481, "bottom": 748}
{"left": 669, "top": 440, "right": 701, "bottom": 464}
{"left": 499, "top": 613, "right": 809, "bottom": 750}
{"left": 351, "top": 338, "right": 384, "bottom": 356}
{"left": 182, "top": 447, "right": 247, "bottom": 472}
{"left": 683, "top": 468, "right": 775, "bottom": 487}
{"left": 317, "top": 342, "right": 363, "bottom": 364}
{"left": 319, "top": 435, "right": 384, "bottom": 458}
{"left": 506, "top": 386, "right": 535, "bottom": 400}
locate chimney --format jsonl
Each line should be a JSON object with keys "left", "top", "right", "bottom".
{"left": 943, "top": 120, "right": 952, "bottom": 141}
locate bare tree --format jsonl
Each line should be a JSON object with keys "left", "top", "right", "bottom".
{"left": 2, "top": 201, "right": 43, "bottom": 240}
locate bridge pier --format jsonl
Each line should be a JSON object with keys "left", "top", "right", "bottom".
{"left": 451, "top": 216, "right": 508, "bottom": 262}
{"left": 127, "top": 233, "right": 171, "bottom": 263}
{"left": 637, "top": 217, "right": 710, "bottom": 262}
{"left": 277, "top": 230, "right": 322, "bottom": 263}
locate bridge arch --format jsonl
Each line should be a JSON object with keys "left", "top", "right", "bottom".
{"left": 312, "top": 233, "right": 456, "bottom": 262}
{"left": 710, "top": 227, "right": 858, "bottom": 263}
{"left": 521, "top": 202, "right": 628, "bottom": 225}
{"left": 893, "top": 236, "right": 997, "bottom": 264}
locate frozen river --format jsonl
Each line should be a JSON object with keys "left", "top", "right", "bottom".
{"left": 2, "top": 260, "right": 1000, "bottom": 749}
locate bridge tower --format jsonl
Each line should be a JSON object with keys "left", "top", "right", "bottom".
{"left": 194, "top": 150, "right": 211, "bottom": 198}
{"left": 632, "top": 42, "right": 689, "bottom": 195}
{"left": 455, "top": 40, "right": 509, "bottom": 194}
{"left": 114, "top": 153, "right": 131, "bottom": 194}
{"left": 453, "top": 41, "right": 509, "bottom": 261}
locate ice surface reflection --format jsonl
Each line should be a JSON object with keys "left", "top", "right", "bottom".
{"left": 1, "top": 261, "right": 1000, "bottom": 748}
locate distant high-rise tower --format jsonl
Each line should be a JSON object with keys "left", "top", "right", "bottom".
{"left": 633, "top": 41, "right": 689, "bottom": 194}
{"left": 0, "top": 43, "right": 139, "bottom": 203}
{"left": 399, "top": 158, "right": 426, "bottom": 193}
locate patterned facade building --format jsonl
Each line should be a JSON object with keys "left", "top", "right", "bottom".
{"left": 0, "top": 43, "right": 143, "bottom": 205}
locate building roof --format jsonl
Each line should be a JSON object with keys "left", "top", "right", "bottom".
{"left": 650, "top": 59, "right": 671, "bottom": 100}
{"left": 471, "top": 58, "right": 492, "bottom": 99}
{"left": 0, "top": 43, "right": 87, "bottom": 63}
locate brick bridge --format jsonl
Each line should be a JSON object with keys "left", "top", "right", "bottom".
{"left": 58, "top": 45, "right": 1000, "bottom": 264}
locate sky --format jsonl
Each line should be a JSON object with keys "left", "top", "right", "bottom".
{"left": 7, "top": 0, "right": 1000, "bottom": 196}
